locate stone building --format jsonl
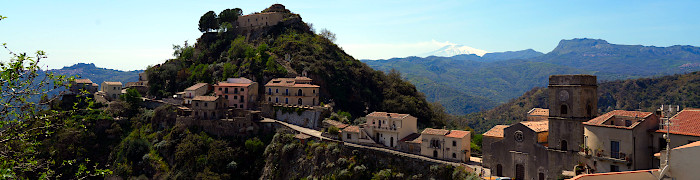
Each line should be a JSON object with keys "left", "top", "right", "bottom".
{"left": 213, "top": 77, "right": 258, "bottom": 110}
{"left": 100, "top": 81, "right": 123, "bottom": 100}
{"left": 341, "top": 125, "right": 360, "bottom": 143}
{"left": 184, "top": 83, "right": 210, "bottom": 105}
{"left": 483, "top": 74, "right": 598, "bottom": 180}
{"left": 582, "top": 110, "right": 660, "bottom": 172}
{"left": 191, "top": 96, "right": 227, "bottom": 120}
{"left": 420, "top": 128, "right": 471, "bottom": 162}
{"left": 70, "top": 79, "right": 98, "bottom": 94}
{"left": 236, "top": 12, "right": 283, "bottom": 29}
{"left": 527, "top": 108, "right": 549, "bottom": 121}
{"left": 362, "top": 112, "right": 418, "bottom": 148}
{"left": 265, "top": 77, "right": 319, "bottom": 106}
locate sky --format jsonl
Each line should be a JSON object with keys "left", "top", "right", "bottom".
{"left": 1, "top": 0, "right": 700, "bottom": 71}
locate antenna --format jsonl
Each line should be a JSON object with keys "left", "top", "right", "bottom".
{"left": 657, "top": 104, "right": 678, "bottom": 180}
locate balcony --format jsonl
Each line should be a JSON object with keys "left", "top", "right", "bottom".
{"left": 372, "top": 124, "right": 398, "bottom": 131}
{"left": 588, "top": 151, "right": 631, "bottom": 164}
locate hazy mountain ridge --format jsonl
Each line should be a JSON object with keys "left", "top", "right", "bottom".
{"left": 49, "top": 63, "right": 142, "bottom": 85}
{"left": 364, "top": 38, "right": 700, "bottom": 115}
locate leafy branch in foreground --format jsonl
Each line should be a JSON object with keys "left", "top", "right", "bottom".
{"left": 0, "top": 16, "right": 111, "bottom": 178}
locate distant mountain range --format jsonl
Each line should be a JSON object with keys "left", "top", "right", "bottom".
{"left": 49, "top": 63, "right": 142, "bottom": 86}
{"left": 420, "top": 44, "right": 489, "bottom": 57}
{"left": 363, "top": 38, "right": 700, "bottom": 115}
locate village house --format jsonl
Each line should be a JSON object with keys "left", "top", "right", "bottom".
{"left": 70, "top": 79, "right": 98, "bottom": 94}
{"left": 420, "top": 128, "right": 471, "bottom": 162}
{"left": 213, "top": 77, "right": 258, "bottom": 110}
{"left": 341, "top": 125, "right": 360, "bottom": 143}
{"left": 125, "top": 72, "right": 149, "bottom": 96}
{"left": 100, "top": 81, "right": 123, "bottom": 100}
{"left": 191, "top": 95, "right": 227, "bottom": 120}
{"left": 361, "top": 112, "right": 418, "bottom": 148}
{"left": 184, "top": 83, "right": 210, "bottom": 105}
{"left": 527, "top": 108, "right": 549, "bottom": 121}
{"left": 265, "top": 77, "right": 320, "bottom": 106}
{"left": 582, "top": 110, "right": 660, "bottom": 172}
{"left": 236, "top": 4, "right": 285, "bottom": 29}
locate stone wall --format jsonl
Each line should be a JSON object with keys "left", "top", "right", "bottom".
{"left": 176, "top": 117, "right": 259, "bottom": 137}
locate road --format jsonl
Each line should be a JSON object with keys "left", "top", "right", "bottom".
{"left": 260, "top": 118, "right": 491, "bottom": 177}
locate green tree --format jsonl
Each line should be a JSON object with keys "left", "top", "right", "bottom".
{"left": 218, "top": 8, "right": 242, "bottom": 25}
{"left": 0, "top": 16, "right": 111, "bottom": 177}
{"left": 120, "top": 88, "right": 142, "bottom": 117}
{"left": 198, "top": 11, "right": 219, "bottom": 33}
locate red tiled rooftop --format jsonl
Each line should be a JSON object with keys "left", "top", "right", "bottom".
{"left": 265, "top": 77, "right": 319, "bottom": 88}
{"left": 324, "top": 119, "right": 349, "bottom": 129}
{"left": 528, "top": 108, "right": 549, "bottom": 116}
{"left": 75, "top": 79, "right": 93, "bottom": 84}
{"left": 399, "top": 133, "right": 421, "bottom": 142}
{"left": 585, "top": 110, "right": 652, "bottom": 126}
{"left": 215, "top": 82, "right": 252, "bottom": 87}
{"left": 657, "top": 109, "right": 700, "bottom": 137}
{"left": 192, "top": 96, "right": 219, "bottom": 101}
{"left": 367, "top": 112, "right": 411, "bottom": 119}
{"left": 483, "top": 125, "right": 508, "bottom": 138}
{"left": 421, "top": 128, "right": 449, "bottom": 136}
{"left": 446, "top": 130, "right": 470, "bottom": 138}
{"left": 569, "top": 169, "right": 660, "bottom": 180}
{"left": 185, "top": 83, "right": 209, "bottom": 91}
{"left": 343, "top": 125, "right": 360, "bottom": 133}
{"left": 521, "top": 121, "right": 549, "bottom": 132}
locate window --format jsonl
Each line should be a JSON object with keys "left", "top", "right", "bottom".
{"left": 515, "top": 131, "right": 524, "bottom": 142}
{"left": 298, "top": 98, "right": 302, "bottom": 105}
{"left": 659, "top": 138, "right": 666, "bottom": 151}
{"left": 204, "top": 102, "right": 208, "bottom": 107}
{"left": 276, "top": 89, "right": 278, "bottom": 93}
{"left": 195, "top": 102, "right": 199, "bottom": 107}
{"left": 268, "top": 88, "right": 272, "bottom": 94}
{"left": 561, "top": 104, "right": 568, "bottom": 115}
{"left": 275, "top": 97, "right": 278, "bottom": 103}
{"left": 433, "top": 150, "right": 438, "bottom": 158}
{"left": 225, "top": 88, "right": 228, "bottom": 93}
{"left": 268, "top": 97, "right": 271, "bottom": 102}
{"left": 240, "top": 104, "right": 243, "bottom": 108}
{"left": 561, "top": 140, "right": 568, "bottom": 151}
{"left": 610, "top": 165, "right": 620, "bottom": 172}
{"left": 234, "top": 104, "right": 238, "bottom": 108}
{"left": 285, "top": 98, "right": 288, "bottom": 104}
{"left": 298, "top": 89, "right": 302, "bottom": 96}
{"left": 313, "top": 89, "right": 316, "bottom": 94}
{"left": 285, "top": 89, "right": 289, "bottom": 95}
{"left": 234, "top": 88, "right": 238, "bottom": 94}
{"left": 452, "top": 153, "right": 456, "bottom": 158}
{"left": 313, "top": 98, "right": 316, "bottom": 105}
{"left": 240, "top": 96, "right": 244, "bottom": 103}
{"left": 225, "top": 95, "right": 228, "bottom": 99}
{"left": 611, "top": 141, "right": 620, "bottom": 158}
{"left": 453, "top": 141, "right": 457, "bottom": 146}
{"left": 496, "top": 164, "right": 503, "bottom": 176}
{"left": 347, "top": 133, "right": 351, "bottom": 139}
{"left": 234, "top": 96, "right": 237, "bottom": 99}
{"left": 240, "top": 88, "right": 244, "bottom": 92}
{"left": 218, "top": 87, "right": 222, "bottom": 91}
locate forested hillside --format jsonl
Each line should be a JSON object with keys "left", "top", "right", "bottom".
{"left": 145, "top": 5, "right": 448, "bottom": 127}
{"left": 463, "top": 71, "right": 700, "bottom": 133}
{"left": 50, "top": 63, "right": 141, "bottom": 85}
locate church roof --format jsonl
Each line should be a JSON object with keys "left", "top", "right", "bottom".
{"left": 483, "top": 125, "right": 508, "bottom": 138}
{"left": 520, "top": 121, "right": 549, "bottom": 132}
{"left": 656, "top": 109, "right": 700, "bottom": 137}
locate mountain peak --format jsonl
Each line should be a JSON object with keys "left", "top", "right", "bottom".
{"left": 550, "top": 38, "right": 611, "bottom": 55}
{"left": 420, "top": 44, "right": 488, "bottom": 57}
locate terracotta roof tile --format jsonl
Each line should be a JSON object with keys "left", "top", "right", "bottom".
{"left": 446, "top": 130, "right": 470, "bottom": 138}
{"left": 483, "top": 125, "right": 508, "bottom": 138}
{"left": 569, "top": 169, "right": 659, "bottom": 180}
{"left": 343, "top": 125, "right": 360, "bottom": 133}
{"left": 399, "top": 133, "right": 421, "bottom": 142}
{"left": 185, "top": 83, "right": 209, "bottom": 91}
{"left": 521, "top": 121, "right": 549, "bottom": 132}
{"left": 103, "top": 81, "right": 122, "bottom": 86}
{"left": 421, "top": 128, "right": 449, "bottom": 136}
{"left": 192, "top": 96, "right": 219, "bottom": 101}
{"left": 657, "top": 109, "right": 700, "bottom": 137}
{"left": 75, "top": 79, "right": 93, "bottom": 84}
{"left": 265, "top": 77, "right": 319, "bottom": 88}
{"left": 585, "top": 110, "right": 652, "bottom": 126}
{"left": 324, "top": 119, "right": 349, "bottom": 129}
{"left": 367, "top": 112, "right": 411, "bottom": 119}
{"left": 215, "top": 82, "right": 252, "bottom": 87}
{"left": 528, "top": 108, "right": 549, "bottom": 116}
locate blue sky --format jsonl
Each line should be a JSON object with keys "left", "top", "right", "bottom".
{"left": 1, "top": 0, "right": 699, "bottom": 71}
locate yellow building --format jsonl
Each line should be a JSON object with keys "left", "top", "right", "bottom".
{"left": 362, "top": 112, "right": 418, "bottom": 148}
{"left": 265, "top": 77, "right": 319, "bottom": 106}
{"left": 100, "top": 81, "right": 122, "bottom": 100}
{"left": 236, "top": 12, "right": 283, "bottom": 29}
{"left": 420, "top": 128, "right": 471, "bottom": 162}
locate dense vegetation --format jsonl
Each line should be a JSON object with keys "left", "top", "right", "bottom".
{"left": 146, "top": 6, "right": 449, "bottom": 128}
{"left": 462, "top": 71, "right": 700, "bottom": 133}
{"left": 364, "top": 38, "right": 700, "bottom": 115}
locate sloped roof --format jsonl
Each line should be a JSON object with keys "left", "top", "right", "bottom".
{"left": 192, "top": 96, "right": 219, "bottom": 101}
{"left": 103, "top": 81, "right": 122, "bottom": 86}
{"left": 343, "top": 125, "right": 360, "bottom": 133}
{"left": 324, "top": 119, "right": 348, "bottom": 129}
{"left": 399, "top": 133, "right": 421, "bottom": 142}
{"left": 215, "top": 83, "right": 252, "bottom": 87}
{"left": 674, "top": 140, "right": 700, "bottom": 150}
{"left": 521, "top": 121, "right": 549, "bottom": 132}
{"left": 446, "top": 130, "right": 470, "bottom": 138}
{"left": 657, "top": 109, "right": 700, "bottom": 137}
{"left": 528, "top": 108, "right": 549, "bottom": 116}
{"left": 585, "top": 110, "right": 653, "bottom": 129}
{"left": 185, "top": 83, "right": 209, "bottom": 91}
{"left": 265, "top": 77, "right": 320, "bottom": 88}
{"left": 226, "top": 77, "right": 253, "bottom": 84}
{"left": 569, "top": 169, "right": 660, "bottom": 180}
{"left": 483, "top": 125, "right": 508, "bottom": 138}
{"left": 367, "top": 112, "right": 411, "bottom": 119}
{"left": 422, "top": 128, "right": 449, "bottom": 136}
{"left": 75, "top": 79, "right": 93, "bottom": 84}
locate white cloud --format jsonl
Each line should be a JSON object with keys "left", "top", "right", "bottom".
{"left": 339, "top": 40, "right": 457, "bottom": 60}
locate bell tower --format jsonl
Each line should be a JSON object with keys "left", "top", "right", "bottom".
{"left": 547, "top": 75, "right": 597, "bottom": 151}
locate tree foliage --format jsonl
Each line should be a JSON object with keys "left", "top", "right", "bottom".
{"left": 198, "top": 11, "right": 219, "bottom": 33}
{"left": 218, "top": 8, "right": 242, "bottom": 25}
